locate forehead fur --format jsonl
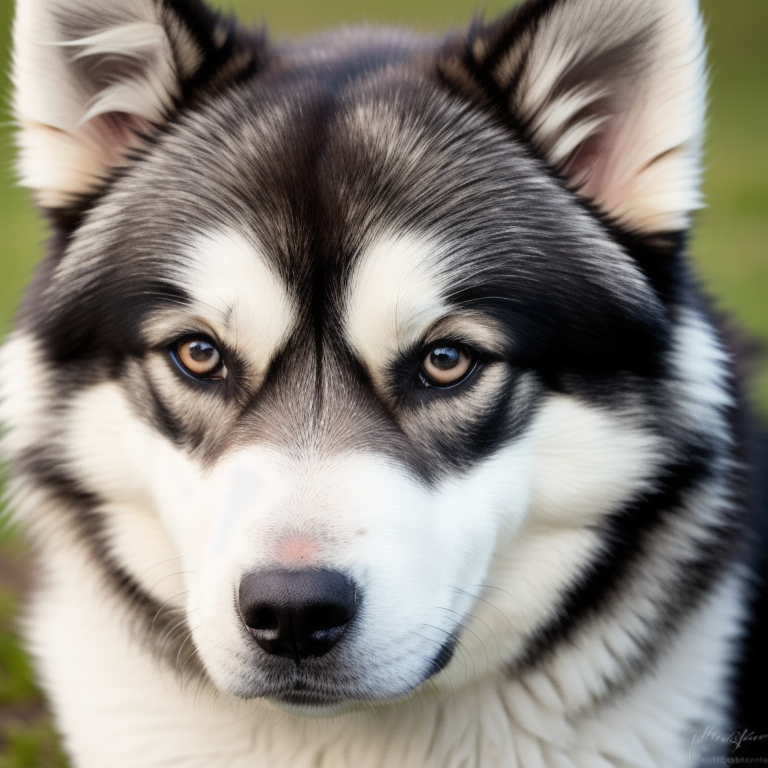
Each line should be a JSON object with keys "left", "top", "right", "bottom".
{"left": 20, "top": 35, "right": 665, "bottom": 384}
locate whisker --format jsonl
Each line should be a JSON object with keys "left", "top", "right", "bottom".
{"left": 150, "top": 590, "right": 191, "bottom": 629}
{"left": 438, "top": 606, "right": 496, "bottom": 664}
{"left": 474, "top": 583, "right": 532, "bottom": 632}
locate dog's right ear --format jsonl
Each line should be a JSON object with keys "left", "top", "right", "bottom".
{"left": 12, "top": 0, "right": 259, "bottom": 210}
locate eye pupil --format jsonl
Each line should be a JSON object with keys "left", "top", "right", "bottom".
{"left": 188, "top": 340, "right": 215, "bottom": 362}
{"left": 430, "top": 347, "right": 461, "bottom": 370}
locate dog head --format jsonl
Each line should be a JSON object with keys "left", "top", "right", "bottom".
{"left": 3, "top": 0, "right": 710, "bottom": 713}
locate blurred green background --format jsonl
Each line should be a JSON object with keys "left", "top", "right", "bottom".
{"left": 0, "top": 0, "right": 766, "bottom": 765}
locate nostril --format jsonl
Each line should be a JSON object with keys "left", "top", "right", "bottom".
{"left": 247, "top": 607, "right": 280, "bottom": 632}
{"left": 238, "top": 568, "right": 357, "bottom": 666}
{"left": 306, "top": 603, "right": 353, "bottom": 632}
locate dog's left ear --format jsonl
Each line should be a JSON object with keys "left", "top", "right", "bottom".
{"left": 443, "top": 0, "right": 706, "bottom": 235}
{"left": 12, "top": 0, "right": 258, "bottom": 210}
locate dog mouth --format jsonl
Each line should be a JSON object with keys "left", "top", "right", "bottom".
{"left": 238, "top": 633, "right": 460, "bottom": 712}
{"left": 267, "top": 679, "right": 365, "bottom": 711}
{"left": 240, "top": 668, "right": 393, "bottom": 711}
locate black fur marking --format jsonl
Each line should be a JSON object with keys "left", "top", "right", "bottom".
{"left": 39, "top": 280, "right": 191, "bottom": 365}
{"left": 477, "top": 0, "right": 566, "bottom": 81}
{"left": 143, "top": 378, "right": 188, "bottom": 446}
{"left": 514, "top": 445, "right": 743, "bottom": 676}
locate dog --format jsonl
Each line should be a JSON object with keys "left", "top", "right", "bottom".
{"left": 1, "top": 0, "right": 765, "bottom": 765}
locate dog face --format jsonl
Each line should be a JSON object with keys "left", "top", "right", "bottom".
{"left": 3, "top": 0, "right": 716, "bottom": 714}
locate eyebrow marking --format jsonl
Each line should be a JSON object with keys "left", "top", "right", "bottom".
{"left": 343, "top": 232, "right": 454, "bottom": 385}
{"left": 170, "top": 228, "right": 298, "bottom": 373}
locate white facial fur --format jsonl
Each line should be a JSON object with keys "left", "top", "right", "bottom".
{"left": 51, "top": 377, "right": 658, "bottom": 709}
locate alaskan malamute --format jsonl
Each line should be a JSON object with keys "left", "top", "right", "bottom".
{"left": 1, "top": 0, "right": 765, "bottom": 765}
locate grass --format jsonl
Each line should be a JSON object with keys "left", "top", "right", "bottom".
{"left": 0, "top": 0, "right": 765, "bottom": 765}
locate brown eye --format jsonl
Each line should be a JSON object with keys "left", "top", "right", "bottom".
{"left": 420, "top": 345, "right": 472, "bottom": 387}
{"left": 174, "top": 337, "right": 227, "bottom": 380}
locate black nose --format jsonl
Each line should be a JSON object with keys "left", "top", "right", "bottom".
{"left": 238, "top": 569, "right": 357, "bottom": 666}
